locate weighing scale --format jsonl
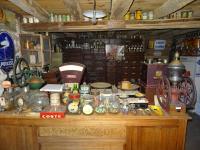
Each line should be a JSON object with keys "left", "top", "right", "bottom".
{"left": 59, "top": 62, "right": 86, "bottom": 88}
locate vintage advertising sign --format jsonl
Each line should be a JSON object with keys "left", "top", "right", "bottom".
{"left": 0, "top": 31, "right": 15, "bottom": 73}
{"left": 40, "top": 112, "right": 65, "bottom": 119}
{"left": 154, "top": 40, "right": 166, "bottom": 50}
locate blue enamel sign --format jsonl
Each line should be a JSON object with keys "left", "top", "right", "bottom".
{"left": 0, "top": 31, "right": 15, "bottom": 73}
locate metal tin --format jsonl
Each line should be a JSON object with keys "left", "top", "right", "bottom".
{"left": 148, "top": 11, "right": 154, "bottom": 20}
{"left": 181, "top": 11, "right": 188, "bottom": 18}
{"left": 135, "top": 9, "right": 142, "bottom": 20}
{"left": 130, "top": 13, "right": 135, "bottom": 20}
{"left": 142, "top": 12, "right": 148, "bottom": 20}
{"left": 50, "top": 93, "right": 60, "bottom": 106}
{"left": 188, "top": 11, "right": 193, "bottom": 18}
{"left": 124, "top": 11, "right": 131, "bottom": 21}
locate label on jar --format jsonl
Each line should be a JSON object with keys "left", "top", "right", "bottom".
{"left": 83, "top": 104, "right": 93, "bottom": 115}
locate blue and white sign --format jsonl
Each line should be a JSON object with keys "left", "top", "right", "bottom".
{"left": 0, "top": 31, "right": 15, "bottom": 73}
{"left": 154, "top": 40, "right": 166, "bottom": 50}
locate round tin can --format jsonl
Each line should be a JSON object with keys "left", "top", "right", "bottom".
{"left": 135, "top": 9, "right": 142, "bottom": 20}
{"left": 130, "top": 12, "right": 135, "bottom": 20}
{"left": 50, "top": 93, "right": 60, "bottom": 106}
{"left": 142, "top": 12, "right": 148, "bottom": 20}
{"left": 148, "top": 11, "right": 154, "bottom": 20}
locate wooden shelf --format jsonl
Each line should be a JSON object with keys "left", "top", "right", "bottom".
{"left": 29, "top": 63, "right": 42, "bottom": 67}
{"left": 21, "top": 48, "right": 40, "bottom": 51}
{"left": 21, "top": 18, "right": 200, "bottom": 32}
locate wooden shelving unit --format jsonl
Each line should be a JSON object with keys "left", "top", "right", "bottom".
{"left": 21, "top": 18, "right": 200, "bottom": 32}
{"left": 20, "top": 33, "right": 51, "bottom": 68}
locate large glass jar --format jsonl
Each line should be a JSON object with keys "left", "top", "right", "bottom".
{"left": 28, "top": 90, "right": 49, "bottom": 112}
{"left": 28, "top": 91, "right": 49, "bottom": 112}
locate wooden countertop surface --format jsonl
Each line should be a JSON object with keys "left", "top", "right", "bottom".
{"left": 0, "top": 110, "right": 190, "bottom": 126}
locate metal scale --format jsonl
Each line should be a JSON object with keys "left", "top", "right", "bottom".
{"left": 59, "top": 62, "right": 86, "bottom": 88}
{"left": 156, "top": 52, "right": 197, "bottom": 112}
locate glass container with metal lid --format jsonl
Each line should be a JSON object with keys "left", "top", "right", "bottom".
{"left": 168, "top": 52, "right": 185, "bottom": 84}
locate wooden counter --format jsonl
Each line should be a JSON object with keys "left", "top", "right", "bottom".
{"left": 0, "top": 112, "right": 189, "bottom": 150}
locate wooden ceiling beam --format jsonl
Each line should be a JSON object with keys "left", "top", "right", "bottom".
{"left": 8, "top": 0, "right": 49, "bottom": 22}
{"left": 154, "top": 0, "right": 196, "bottom": 19}
{"left": 63, "top": 0, "right": 82, "bottom": 21}
{"left": 110, "top": 0, "right": 134, "bottom": 20}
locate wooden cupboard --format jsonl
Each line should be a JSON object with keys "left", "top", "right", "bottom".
{"left": 0, "top": 113, "right": 188, "bottom": 150}
{"left": 20, "top": 34, "right": 51, "bottom": 68}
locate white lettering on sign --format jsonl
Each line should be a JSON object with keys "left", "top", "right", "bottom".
{"left": 154, "top": 40, "right": 166, "bottom": 50}
{"left": 67, "top": 75, "right": 76, "bottom": 78}
{"left": 0, "top": 60, "right": 14, "bottom": 67}
{"left": 41, "top": 114, "right": 62, "bottom": 119}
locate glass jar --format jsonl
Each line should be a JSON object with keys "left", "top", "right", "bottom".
{"left": 66, "top": 93, "right": 80, "bottom": 114}
{"left": 79, "top": 82, "right": 90, "bottom": 94}
{"left": 28, "top": 91, "right": 49, "bottom": 112}
{"left": 108, "top": 94, "right": 120, "bottom": 114}
{"left": 82, "top": 95, "right": 94, "bottom": 115}
{"left": 95, "top": 95, "right": 106, "bottom": 114}
{"left": 121, "top": 99, "right": 129, "bottom": 115}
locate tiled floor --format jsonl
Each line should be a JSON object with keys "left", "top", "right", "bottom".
{"left": 186, "top": 112, "right": 200, "bottom": 150}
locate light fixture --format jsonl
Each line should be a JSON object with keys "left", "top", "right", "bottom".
{"left": 83, "top": 0, "right": 106, "bottom": 24}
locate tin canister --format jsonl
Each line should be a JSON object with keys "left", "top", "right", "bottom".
{"left": 130, "top": 12, "right": 135, "bottom": 20}
{"left": 50, "top": 93, "right": 61, "bottom": 106}
{"left": 135, "top": 9, "right": 142, "bottom": 20}
{"left": 188, "top": 11, "right": 193, "bottom": 18}
{"left": 142, "top": 12, "right": 148, "bottom": 20}
{"left": 148, "top": 11, "right": 154, "bottom": 20}
{"left": 124, "top": 11, "right": 131, "bottom": 21}
{"left": 181, "top": 11, "right": 188, "bottom": 18}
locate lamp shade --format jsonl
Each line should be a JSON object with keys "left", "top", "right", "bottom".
{"left": 83, "top": 10, "right": 106, "bottom": 19}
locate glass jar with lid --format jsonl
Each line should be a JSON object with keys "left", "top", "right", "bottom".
{"left": 108, "top": 94, "right": 120, "bottom": 114}
{"left": 81, "top": 95, "right": 94, "bottom": 115}
{"left": 66, "top": 93, "right": 81, "bottom": 114}
{"left": 95, "top": 95, "right": 106, "bottom": 114}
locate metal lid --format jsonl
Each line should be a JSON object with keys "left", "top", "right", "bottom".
{"left": 168, "top": 52, "right": 185, "bottom": 70}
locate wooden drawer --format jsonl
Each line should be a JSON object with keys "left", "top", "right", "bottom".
{"left": 83, "top": 54, "right": 94, "bottom": 60}
{"left": 38, "top": 126, "right": 126, "bottom": 138}
{"left": 40, "top": 142, "right": 124, "bottom": 150}
{"left": 38, "top": 126, "right": 125, "bottom": 150}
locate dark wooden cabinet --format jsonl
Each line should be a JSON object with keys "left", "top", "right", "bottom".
{"left": 115, "top": 52, "right": 144, "bottom": 83}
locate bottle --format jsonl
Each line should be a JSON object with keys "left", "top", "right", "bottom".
{"left": 72, "top": 83, "right": 79, "bottom": 94}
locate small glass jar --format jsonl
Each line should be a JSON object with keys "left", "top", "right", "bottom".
{"left": 121, "top": 99, "right": 129, "bottom": 115}
{"left": 79, "top": 82, "right": 90, "bottom": 94}
{"left": 108, "top": 94, "right": 120, "bottom": 114}
{"left": 82, "top": 97, "right": 94, "bottom": 115}
{"left": 66, "top": 93, "right": 80, "bottom": 114}
{"left": 95, "top": 96, "right": 106, "bottom": 114}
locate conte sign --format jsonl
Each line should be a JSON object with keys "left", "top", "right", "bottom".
{"left": 0, "top": 31, "right": 15, "bottom": 73}
{"left": 40, "top": 112, "right": 65, "bottom": 119}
